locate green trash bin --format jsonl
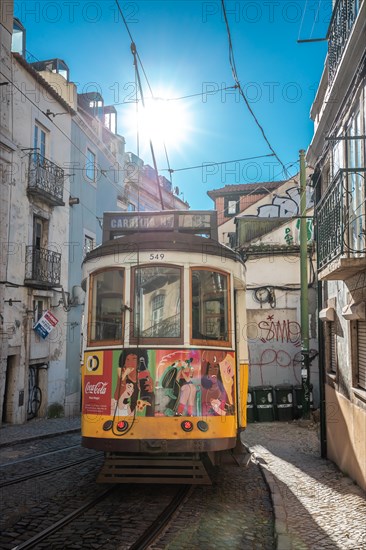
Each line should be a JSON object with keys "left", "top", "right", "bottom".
{"left": 294, "top": 384, "right": 313, "bottom": 418}
{"left": 253, "top": 386, "right": 274, "bottom": 422}
{"left": 246, "top": 387, "right": 255, "bottom": 423}
{"left": 275, "top": 385, "right": 293, "bottom": 421}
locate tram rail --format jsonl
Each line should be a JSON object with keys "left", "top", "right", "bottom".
{"left": 0, "top": 444, "right": 81, "bottom": 468}
{"left": 10, "top": 484, "right": 191, "bottom": 550}
{"left": 0, "top": 454, "right": 101, "bottom": 488}
{"left": 11, "top": 487, "right": 115, "bottom": 550}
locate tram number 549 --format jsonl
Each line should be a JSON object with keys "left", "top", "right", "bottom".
{"left": 149, "top": 253, "right": 165, "bottom": 261}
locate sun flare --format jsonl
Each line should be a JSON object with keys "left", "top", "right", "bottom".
{"left": 129, "top": 90, "right": 192, "bottom": 150}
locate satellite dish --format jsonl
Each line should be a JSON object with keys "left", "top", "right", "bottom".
{"left": 174, "top": 186, "right": 180, "bottom": 195}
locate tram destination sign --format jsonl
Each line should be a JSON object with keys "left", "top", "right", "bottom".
{"left": 103, "top": 211, "right": 218, "bottom": 242}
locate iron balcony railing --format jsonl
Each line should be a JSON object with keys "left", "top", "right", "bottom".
{"left": 327, "top": 0, "right": 359, "bottom": 84}
{"left": 24, "top": 246, "right": 61, "bottom": 287}
{"left": 316, "top": 169, "right": 366, "bottom": 270}
{"left": 140, "top": 313, "right": 181, "bottom": 338}
{"left": 28, "top": 153, "right": 65, "bottom": 206}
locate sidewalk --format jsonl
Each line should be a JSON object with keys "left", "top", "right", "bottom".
{"left": 243, "top": 421, "right": 366, "bottom": 550}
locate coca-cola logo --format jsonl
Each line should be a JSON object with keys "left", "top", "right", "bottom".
{"left": 85, "top": 381, "right": 108, "bottom": 395}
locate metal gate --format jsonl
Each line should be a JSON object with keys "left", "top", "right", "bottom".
{"left": 27, "top": 365, "right": 42, "bottom": 420}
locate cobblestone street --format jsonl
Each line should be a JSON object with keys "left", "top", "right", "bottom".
{"left": 243, "top": 422, "right": 366, "bottom": 550}
{"left": 1, "top": 417, "right": 365, "bottom": 549}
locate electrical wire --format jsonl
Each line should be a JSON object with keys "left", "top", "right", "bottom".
{"left": 114, "top": 0, "right": 172, "bottom": 208}
{"left": 297, "top": 0, "right": 309, "bottom": 42}
{"left": 130, "top": 42, "right": 165, "bottom": 210}
{"left": 163, "top": 153, "right": 275, "bottom": 173}
{"left": 309, "top": 0, "right": 322, "bottom": 40}
{"left": 221, "top": 0, "right": 290, "bottom": 179}
{"left": 0, "top": 69, "right": 125, "bottom": 224}
{"left": 215, "top": 161, "right": 301, "bottom": 221}
{"left": 113, "top": 84, "right": 239, "bottom": 105}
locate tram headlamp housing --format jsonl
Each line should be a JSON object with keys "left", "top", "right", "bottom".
{"left": 117, "top": 420, "right": 129, "bottom": 432}
{"left": 181, "top": 420, "right": 193, "bottom": 432}
{"left": 197, "top": 420, "right": 209, "bottom": 432}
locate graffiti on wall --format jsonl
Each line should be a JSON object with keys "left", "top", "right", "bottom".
{"left": 246, "top": 310, "right": 303, "bottom": 386}
{"left": 256, "top": 185, "right": 313, "bottom": 218}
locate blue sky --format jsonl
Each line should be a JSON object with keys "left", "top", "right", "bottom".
{"left": 15, "top": 0, "right": 330, "bottom": 209}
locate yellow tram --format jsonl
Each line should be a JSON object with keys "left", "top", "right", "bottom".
{"left": 81, "top": 211, "right": 249, "bottom": 483}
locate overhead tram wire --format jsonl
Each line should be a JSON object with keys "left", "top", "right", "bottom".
{"left": 130, "top": 42, "right": 165, "bottom": 210}
{"left": 113, "top": 84, "right": 239, "bottom": 106}
{"left": 115, "top": 0, "right": 171, "bottom": 211}
{"left": 297, "top": 0, "right": 327, "bottom": 43}
{"left": 163, "top": 153, "right": 275, "bottom": 173}
{"left": 297, "top": 0, "right": 309, "bottom": 42}
{"left": 221, "top": 0, "right": 290, "bottom": 179}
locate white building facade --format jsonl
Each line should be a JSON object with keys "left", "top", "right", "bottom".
{"left": 307, "top": 0, "right": 366, "bottom": 489}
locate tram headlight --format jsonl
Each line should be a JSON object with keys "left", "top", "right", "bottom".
{"left": 116, "top": 420, "right": 129, "bottom": 432}
{"left": 197, "top": 420, "right": 209, "bottom": 432}
{"left": 181, "top": 420, "right": 193, "bottom": 432}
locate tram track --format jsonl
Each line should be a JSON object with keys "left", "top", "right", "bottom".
{"left": 11, "top": 486, "right": 116, "bottom": 550}
{"left": 0, "top": 454, "right": 101, "bottom": 488}
{"left": 0, "top": 444, "right": 81, "bottom": 468}
{"left": 9, "top": 484, "right": 191, "bottom": 550}
{"left": 129, "top": 484, "right": 191, "bottom": 550}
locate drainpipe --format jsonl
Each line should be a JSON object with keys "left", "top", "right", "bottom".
{"left": 314, "top": 168, "right": 327, "bottom": 458}
{"left": 317, "top": 278, "right": 327, "bottom": 457}
{"left": 300, "top": 150, "right": 310, "bottom": 419}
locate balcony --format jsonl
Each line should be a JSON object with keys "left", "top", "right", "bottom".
{"left": 27, "top": 153, "right": 65, "bottom": 206}
{"left": 316, "top": 169, "right": 366, "bottom": 280}
{"left": 24, "top": 246, "right": 61, "bottom": 287}
{"left": 327, "top": 0, "right": 359, "bottom": 84}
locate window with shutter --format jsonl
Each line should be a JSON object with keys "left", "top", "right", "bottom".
{"left": 329, "top": 321, "right": 337, "bottom": 373}
{"left": 357, "top": 321, "right": 366, "bottom": 390}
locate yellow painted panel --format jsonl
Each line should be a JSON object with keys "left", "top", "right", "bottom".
{"left": 82, "top": 414, "right": 237, "bottom": 440}
{"left": 239, "top": 362, "right": 249, "bottom": 428}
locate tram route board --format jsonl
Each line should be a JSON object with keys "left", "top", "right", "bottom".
{"left": 102, "top": 210, "right": 218, "bottom": 242}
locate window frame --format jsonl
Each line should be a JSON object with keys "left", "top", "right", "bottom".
{"left": 325, "top": 320, "right": 338, "bottom": 381}
{"left": 33, "top": 299, "right": 44, "bottom": 323}
{"left": 190, "top": 267, "right": 232, "bottom": 348}
{"left": 87, "top": 267, "right": 125, "bottom": 346}
{"left": 355, "top": 320, "right": 366, "bottom": 391}
{"left": 345, "top": 110, "right": 365, "bottom": 256}
{"left": 83, "top": 234, "right": 95, "bottom": 258}
{"left": 34, "top": 122, "right": 47, "bottom": 161}
{"left": 224, "top": 196, "right": 239, "bottom": 217}
{"left": 86, "top": 148, "right": 96, "bottom": 182}
{"left": 130, "top": 263, "right": 184, "bottom": 345}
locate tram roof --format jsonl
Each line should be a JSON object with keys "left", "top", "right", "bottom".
{"left": 83, "top": 231, "right": 243, "bottom": 264}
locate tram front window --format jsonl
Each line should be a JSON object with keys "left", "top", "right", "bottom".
{"left": 133, "top": 266, "right": 181, "bottom": 339}
{"left": 191, "top": 269, "right": 229, "bottom": 343}
{"left": 89, "top": 269, "right": 124, "bottom": 342}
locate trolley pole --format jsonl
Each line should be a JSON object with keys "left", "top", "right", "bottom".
{"left": 299, "top": 149, "right": 311, "bottom": 419}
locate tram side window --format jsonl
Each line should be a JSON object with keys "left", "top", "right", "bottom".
{"left": 89, "top": 269, "right": 124, "bottom": 343}
{"left": 191, "top": 269, "right": 229, "bottom": 343}
{"left": 133, "top": 266, "right": 181, "bottom": 340}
